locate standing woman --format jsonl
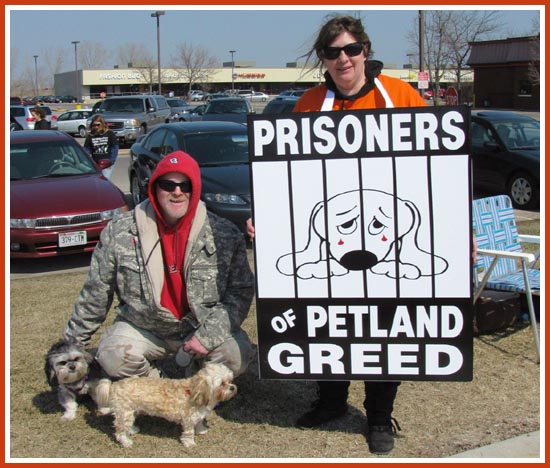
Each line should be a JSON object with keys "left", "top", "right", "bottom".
{"left": 247, "top": 14, "right": 426, "bottom": 455}
{"left": 293, "top": 15, "right": 426, "bottom": 455}
{"left": 31, "top": 106, "right": 51, "bottom": 130}
{"left": 84, "top": 115, "right": 119, "bottom": 180}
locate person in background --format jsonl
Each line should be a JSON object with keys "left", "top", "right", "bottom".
{"left": 63, "top": 151, "right": 254, "bottom": 381}
{"left": 247, "top": 14, "right": 426, "bottom": 455}
{"left": 83, "top": 115, "right": 119, "bottom": 180}
{"left": 31, "top": 106, "right": 51, "bottom": 130}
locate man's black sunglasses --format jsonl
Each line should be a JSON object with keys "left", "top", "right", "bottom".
{"left": 322, "top": 42, "right": 366, "bottom": 60}
{"left": 156, "top": 179, "right": 192, "bottom": 193}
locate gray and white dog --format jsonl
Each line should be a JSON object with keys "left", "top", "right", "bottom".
{"left": 44, "top": 338, "right": 111, "bottom": 421}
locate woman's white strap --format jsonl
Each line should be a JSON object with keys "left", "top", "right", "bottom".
{"left": 321, "top": 89, "right": 335, "bottom": 111}
{"left": 374, "top": 77, "right": 394, "bottom": 108}
{"left": 322, "top": 78, "right": 394, "bottom": 110}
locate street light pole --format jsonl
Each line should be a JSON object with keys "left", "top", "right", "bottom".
{"left": 33, "top": 55, "right": 39, "bottom": 97}
{"left": 151, "top": 11, "right": 165, "bottom": 95}
{"left": 229, "top": 50, "right": 236, "bottom": 93}
{"left": 71, "top": 41, "right": 80, "bottom": 102}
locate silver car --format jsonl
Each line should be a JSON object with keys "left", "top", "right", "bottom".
{"left": 10, "top": 105, "right": 55, "bottom": 130}
{"left": 166, "top": 98, "right": 194, "bottom": 122}
{"left": 55, "top": 109, "right": 93, "bottom": 137}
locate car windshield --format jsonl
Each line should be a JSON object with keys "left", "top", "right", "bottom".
{"left": 494, "top": 119, "right": 540, "bottom": 150}
{"left": 101, "top": 98, "right": 143, "bottom": 113}
{"left": 10, "top": 140, "right": 98, "bottom": 180}
{"left": 184, "top": 133, "right": 248, "bottom": 166}
{"left": 206, "top": 100, "right": 248, "bottom": 114}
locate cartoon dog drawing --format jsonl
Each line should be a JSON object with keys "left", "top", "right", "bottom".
{"left": 276, "top": 189, "right": 448, "bottom": 280}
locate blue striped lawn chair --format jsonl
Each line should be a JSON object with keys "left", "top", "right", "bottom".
{"left": 472, "top": 195, "right": 540, "bottom": 359}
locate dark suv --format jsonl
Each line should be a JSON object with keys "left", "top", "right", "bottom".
{"left": 201, "top": 98, "right": 255, "bottom": 124}
{"left": 263, "top": 96, "right": 298, "bottom": 114}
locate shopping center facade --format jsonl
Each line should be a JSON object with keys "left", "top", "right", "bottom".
{"left": 54, "top": 64, "right": 473, "bottom": 101}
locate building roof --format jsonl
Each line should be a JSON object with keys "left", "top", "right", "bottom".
{"left": 467, "top": 36, "right": 540, "bottom": 66}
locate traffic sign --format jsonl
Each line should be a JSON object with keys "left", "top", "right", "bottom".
{"left": 418, "top": 71, "right": 429, "bottom": 90}
{"left": 445, "top": 87, "right": 458, "bottom": 105}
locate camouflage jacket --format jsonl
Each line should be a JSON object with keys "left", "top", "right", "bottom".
{"left": 64, "top": 200, "right": 254, "bottom": 351}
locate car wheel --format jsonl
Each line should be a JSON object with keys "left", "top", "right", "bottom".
{"left": 130, "top": 175, "right": 143, "bottom": 207}
{"left": 507, "top": 172, "right": 538, "bottom": 209}
{"left": 78, "top": 126, "right": 87, "bottom": 138}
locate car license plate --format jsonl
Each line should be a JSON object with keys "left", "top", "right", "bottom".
{"left": 58, "top": 231, "right": 87, "bottom": 247}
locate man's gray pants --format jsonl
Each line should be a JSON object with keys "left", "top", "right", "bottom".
{"left": 95, "top": 319, "right": 253, "bottom": 379}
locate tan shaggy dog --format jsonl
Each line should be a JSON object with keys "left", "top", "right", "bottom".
{"left": 108, "top": 363, "right": 236, "bottom": 448}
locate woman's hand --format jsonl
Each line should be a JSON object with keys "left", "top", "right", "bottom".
{"left": 246, "top": 218, "right": 255, "bottom": 240}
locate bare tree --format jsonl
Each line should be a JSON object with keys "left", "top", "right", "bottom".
{"left": 132, "top": 53, "right": 158, "bottom": 94}
{"left": 408, "top": 10, "right": 503, "bottom": 104}
{"left": 43, "top": 46, "right": 67, "bottom": 89}
{"left": 78, "top": 41, "right": 112, "bottom": 69}
{"left": 171, "top": 42, "right": 220, "bottom": 93}
{"left": 117, "top": 42, "right": 148, "bottom": 68}
{"left": 443, "top": 11, "right": 502, "bottom": 100}
{"left": 424, "top": 11, "right": 453, "bottom": 104}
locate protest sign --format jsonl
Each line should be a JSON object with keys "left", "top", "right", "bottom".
{"left": 248, "top": 105, "right": 473, "bottom": 381}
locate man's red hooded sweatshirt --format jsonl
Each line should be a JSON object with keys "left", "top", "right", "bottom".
{"left": 147, "top": 151, "right": 202, "bottom": 320}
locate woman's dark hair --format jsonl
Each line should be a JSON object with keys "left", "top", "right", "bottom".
{"left": 301, "top": 14, "right": 373, "bottom": 69}
{"left": 31, "top": 106, "right": 46, "bottom": 119}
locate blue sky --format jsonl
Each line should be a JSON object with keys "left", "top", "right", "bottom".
{"left": 8, "top": 6, "right": 541, "bottom": 74}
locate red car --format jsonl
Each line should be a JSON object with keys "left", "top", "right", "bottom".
{"left": 10, "top": 130, "right": 128, "bottom": 258}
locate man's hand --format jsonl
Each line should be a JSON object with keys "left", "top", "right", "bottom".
{"left": 183, "top": 335, "right": 208, "bottom": 357}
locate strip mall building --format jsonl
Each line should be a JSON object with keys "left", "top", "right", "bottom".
{"left": 54, "top": 63, "right": 473, "bottom": 102}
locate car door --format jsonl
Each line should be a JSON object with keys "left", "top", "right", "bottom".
{"left": 470, "top": 120, "right": 506, "bottom": 192}
{"left": 56, "top": 112, "right": 71, "bottom": 132}
{"left": 135, "top": 128, "right": 168, "bottom": 193}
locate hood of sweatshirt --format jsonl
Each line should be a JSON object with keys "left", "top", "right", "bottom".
{"left": 147, "top": 151, "right": 203, "bottom": 319}
{"left": 324, "top": 59, "right": 384, "bottom": 101}
{"left": 148, "top": 151, "right": 202, "bottom": 230}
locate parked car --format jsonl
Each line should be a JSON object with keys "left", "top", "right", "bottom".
{"left": 187, "top": 104, "right": 207, "bottom": 122}
{"left": 470, "top": 110, "right": 540, "bottom": 209}
{"left": 250, "top": 92, "right": 269, "bottom": 102}
{"left": 263, "top": 96, "right": 299, "bottom": 114}
{"left": 235, "top": 90, "right": 253, "bottom": 99}
{"left": 188, "top": 90, "right": 205, "bottom": 101}
{"left": 166, "top": 98, "right": 195, "bottom": 121}
{"left": 89, "top": 94, "right": 171, "bottom": 144}
{"left": 128, "top": 121, "right": 251, "bottom": 234}
{"left": 55, "top": 109, "right": 93, "bottom": 137}
{"left": 58, "top": 95, "right": 78, "bottom": 103}
{"left": 276, "top": 89, "right": 306, "bottom": 99}
{"left": 10, "top": 105, "right": 56, "bottom": 130}
{"left": 201, "top": 97, "right": 255, "bottom": 125}
{"left": 204, "top": 92, "right": 227, "bottom": 102}
{"left": 10, "top": 96, "right": 23, "bottom": 105}
{"left": 10, "top": 130, "right": 128, "bottom": 258}
{"left": 91, "top": 100, "right": 103, "bottom": 115}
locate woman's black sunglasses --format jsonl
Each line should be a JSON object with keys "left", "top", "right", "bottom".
{"left": 156, "top": 179, "right": 192, "bottom": 193}
{"left": 322, "top": 42, "right": 366, "bottom": 60}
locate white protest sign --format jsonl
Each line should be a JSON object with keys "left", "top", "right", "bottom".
{"left": 248, "top": 106, "right": 473, "bottom": 381}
